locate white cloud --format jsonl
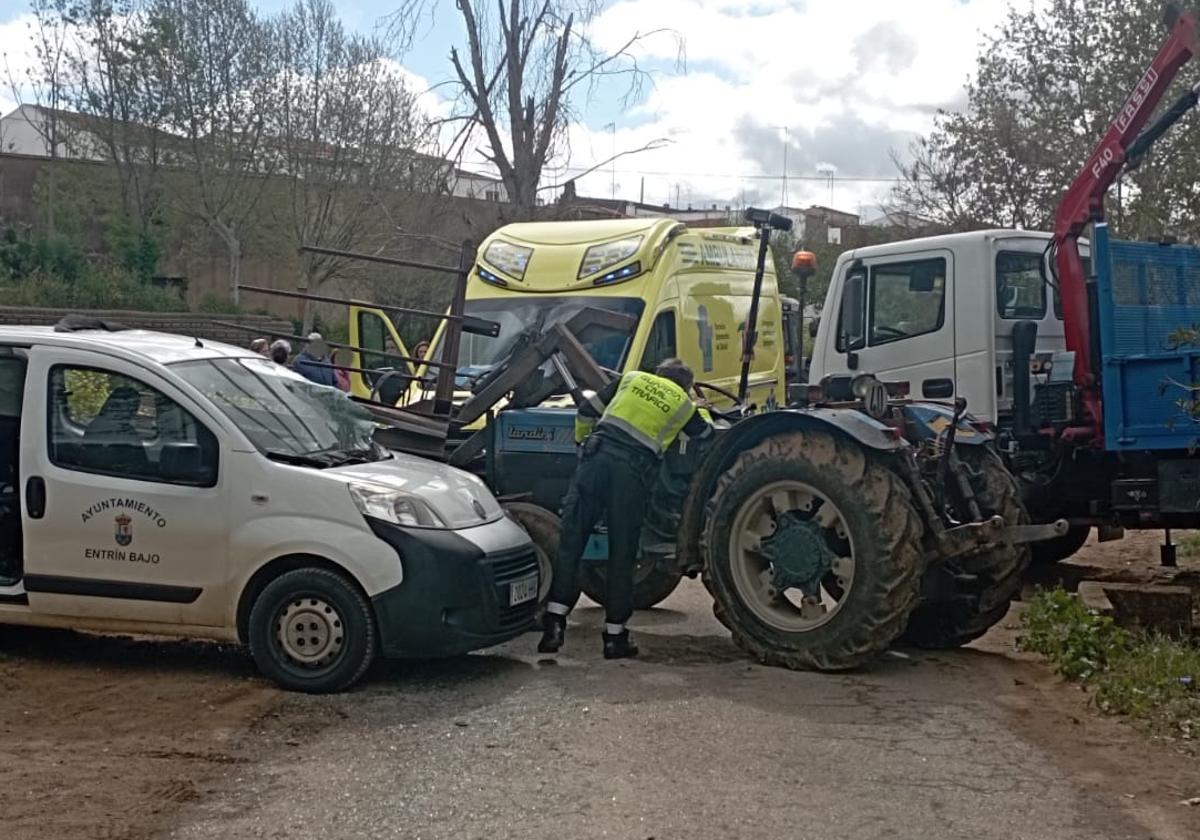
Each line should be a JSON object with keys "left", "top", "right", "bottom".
{"left": 0, "top": 14, "right": 39, "bottom": 116}
{"left": 557, "top": 0, "right": 1019, "bottom": 217}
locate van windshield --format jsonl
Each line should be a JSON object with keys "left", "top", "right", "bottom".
{"left": 431, "top": 296, "right": 645, "bottom": 377}
{"left": 172, "top": 358, "right": 385, "bottom": 467}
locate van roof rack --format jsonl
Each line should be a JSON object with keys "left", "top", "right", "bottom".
{"left": 53, "top": 315, "right": 130, "bottom": 333}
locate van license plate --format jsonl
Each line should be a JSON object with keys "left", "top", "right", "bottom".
{"left": 509, "top": 575, "right": 538, "bottom": 606}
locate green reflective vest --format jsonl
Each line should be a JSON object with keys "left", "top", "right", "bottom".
{"left": 596, "top": 371, "right": 697, "bottom": 454}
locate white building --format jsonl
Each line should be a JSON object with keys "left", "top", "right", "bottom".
{"left": 0, "top": 105, "right": 107, "bottom": 160}
{"left": 2, "top": 105, "right": 510, "bottom": 203}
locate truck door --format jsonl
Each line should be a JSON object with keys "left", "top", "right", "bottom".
{"left": 20, "top": 347, "right": 230, "bottom": 625}
{"left": 349, "top": 306, "right": 414, "bottom": 404}
{"left": 831, "top": 249, "right": 957, "bottom": 399}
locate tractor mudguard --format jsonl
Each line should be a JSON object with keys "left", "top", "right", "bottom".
{"left": 900, "top": 403, "right": 993, "bottom": 446}
{"left": 673, "top": 408, "right": 907, "bottom": 572}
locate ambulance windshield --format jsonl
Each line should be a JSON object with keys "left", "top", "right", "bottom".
{"left": 432, "top": 296, "right": 644, "bottom": 378}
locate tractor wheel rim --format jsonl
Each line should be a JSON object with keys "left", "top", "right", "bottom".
{"left": 276, "top": 597, "right": 345, "bottom": 668}
{"left": 728, "top": 480, "right": 856, "bottom": 633}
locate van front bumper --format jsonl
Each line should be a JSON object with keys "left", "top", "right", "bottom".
{"left": 365, "top": 517, "right": 539, "bottom": 658}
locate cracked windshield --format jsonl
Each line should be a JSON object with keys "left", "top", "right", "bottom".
{"left": 172, "top": 357, "right": 383, "bottom": 466}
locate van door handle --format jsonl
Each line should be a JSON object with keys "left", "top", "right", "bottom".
{"left": 26, "top": 476, "right": 46, "bottom": 519}
{"left": 922, "top": 378, "right": 954, "bottom": 399}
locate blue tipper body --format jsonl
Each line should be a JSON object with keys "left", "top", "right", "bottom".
{"left": 1095, "top": 222, "right": 1200, "bottom": 450}
{"left": 495, "top": 407, "right": 608, "bottom": 562}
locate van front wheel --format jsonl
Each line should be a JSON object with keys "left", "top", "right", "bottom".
{"left": 248, "top": 567, "right": 377, "bottom": 694}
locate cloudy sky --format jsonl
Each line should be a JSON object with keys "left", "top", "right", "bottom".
{"left": 0, "top": 0, "right": 1017, "bottom": 219}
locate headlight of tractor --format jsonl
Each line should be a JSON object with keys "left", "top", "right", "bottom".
{"left": 482, "top": 240, "right": 533, "bottom": 280}
{"left": 348, "top": 483, "right": 447, "bottom": 529}
{"left": 579, "top": 235, "right": 643, "bottom": 278}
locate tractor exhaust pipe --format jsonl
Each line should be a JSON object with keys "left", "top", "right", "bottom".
{"left": 1011, "top": 320, "right": 1039, "bottom": 435}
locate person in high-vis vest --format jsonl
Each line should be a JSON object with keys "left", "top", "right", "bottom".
{"left": 540, "top": 358, "right": 712, "bottom": 659}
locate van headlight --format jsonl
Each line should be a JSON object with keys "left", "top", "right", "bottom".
{"left": 348, "top": 483, "right": 446, "bottom": 528}
{"left": 579, "top": 235, "right": 643, "bottom": 278}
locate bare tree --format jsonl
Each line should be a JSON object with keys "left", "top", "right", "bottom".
{"left": 271, "top": 0, "right": 438, "bottom": 331}
{"left": 144, "top": 0, "right": 277, "bottom": 304}
{"left": 391, "top": 0, "right": 677, "bottom": 218}
{"left": 5, "top": 0, "right": 78, "bottom": 231}
{"left": 67, "top": 0, "right": 173, "bottom": 243}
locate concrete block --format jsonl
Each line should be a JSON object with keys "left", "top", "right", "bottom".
{"left": 1098, "top": 582, "right": 1193, "bottom": 638}
{"left": 1077, "top": 580, "right": 1114, "bottom": 615}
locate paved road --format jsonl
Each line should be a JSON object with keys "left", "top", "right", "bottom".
{"left": 171, "top": 580, "right": 1195, "bottom": 840}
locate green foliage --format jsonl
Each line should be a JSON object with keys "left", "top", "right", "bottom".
{"left": 1021, "top": 588, "right": 1131, "bottom": 680}
{"left": 1021, "top": 588, "right": 1200, "bottom": 741}
{"left": 104, "top": 214, "right": 164, "bottom": 282}
{"left": 896, "top": 0, "right": 1200, "bottom": 238}
{"left": 0, "top": 227, "right": 87, "bottom": 282}
{"left": 0, "top": 226, "right": 185, "bottom": 313}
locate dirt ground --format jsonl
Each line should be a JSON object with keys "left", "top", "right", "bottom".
{"left": 0, "top": 533, "right": 1197, "bottom": 840}
{"left": 0, "top": 628, "right": 279, "bottom": 840}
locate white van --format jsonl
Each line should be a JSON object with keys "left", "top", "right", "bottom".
{"left": 0, "top": 325, "right": 538, "bottom": 692}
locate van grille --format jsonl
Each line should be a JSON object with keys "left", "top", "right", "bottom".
{"left": 489, "top": 549, "right": 540, "bottom": 630}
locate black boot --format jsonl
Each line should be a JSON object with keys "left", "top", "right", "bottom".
{"left": 602, "top": 630, "right": 639, "bottom": 659}
{"left": 538, "top": 613, "right": 566, "bottom": 653}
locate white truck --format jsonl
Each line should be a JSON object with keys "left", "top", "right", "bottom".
{"left": 0, "top": 323, "right": 538, "bottom": 692}
{"left": 808, "top": 229, "right": 1095, "bottom": 562}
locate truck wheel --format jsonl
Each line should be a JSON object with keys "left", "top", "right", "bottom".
{"left": 903, "top": 449, "right": 1031, "bottom": 649}
{"left": 701, "top": 430, "right": 924, "bottom": 671}
{"left": 503, "top": 502, "right": 558, "bottom": 604}
{"left": 1030, "top": 525, "right": 1089, "bottom": 565}
{"left": 581, "top": 559, "right": 684, "bottom": 611}
{"left": 248, "top": 567, "right": 377, "bottom": 694}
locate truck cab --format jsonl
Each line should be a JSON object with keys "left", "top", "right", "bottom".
{"left": 352, "top": 218, "right": 787, "bottom": 413}
{"left": 810, "top": 230, "right": 1087, "bottom": 425}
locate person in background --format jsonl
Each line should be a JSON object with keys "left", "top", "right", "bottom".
{"left": 269, "top": 339, "right": 292, "bottom": 366}
{"left": 292, "top": 333, "right": 337, "bottom": 387}
{"left": 413, "top": 340, "right": 430, "bottom": 362}
{"left": 331, "top": 348, "right": 351, "bottom": 392}
{"left": 250, "top": 338, "right": 270, "bottom": 356}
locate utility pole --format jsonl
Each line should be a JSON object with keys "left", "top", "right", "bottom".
{"left": 771, "top": 125, "right": 789, "bottom": 208}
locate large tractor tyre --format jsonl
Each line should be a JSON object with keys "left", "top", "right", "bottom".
{"left": 700, "top": 430, "right": 924, "bottom": 671}
{"left": 903, "top": 448, "right": 1032, "bottom": 649}
{"left": 248, "top": 567, "right": 377, "bottom": 694}
{"left": 1030, "top": 525, "right": 1090, "bottom": 565}
{"left": 580, "top": 558, "right": 684, "bottom": 611}
{"left": 503, "top": 502, "right": 559, "bottom": 605}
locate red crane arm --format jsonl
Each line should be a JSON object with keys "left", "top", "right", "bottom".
{"left": 1053, "top": 7, "right": 1198, "bottom": 435}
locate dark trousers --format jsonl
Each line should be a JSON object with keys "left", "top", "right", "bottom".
{"left": 549, "top": 436, "right": 653, "bottom": 625}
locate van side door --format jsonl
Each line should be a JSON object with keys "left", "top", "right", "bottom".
{"left": 828, "top": 249, "right": 957, "bottom": 400}
{"left": 20, "top": 347, "right": 231, "bottom": 626}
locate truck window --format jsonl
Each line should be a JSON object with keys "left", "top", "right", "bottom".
{"left": 48, "top": 366, "right": 217, "bottom": 487}
{"left": 868, "top": 258, "right": 946, "bottom": 346}
{"left": 640, "top": 310, "right": 677, "bottom": 372}
{"left": 996, "top": 252, "right": 1046, "bottom": 319}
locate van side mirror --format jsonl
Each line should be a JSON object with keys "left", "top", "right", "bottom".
{"left": 808, "top": 316, "right": 820, "bottom": 339}
{"left": 839, "top": 271, "right": 866, "bottom": 352}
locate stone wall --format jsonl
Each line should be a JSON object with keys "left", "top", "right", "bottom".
{"left": 0, "top": 305, "right": 293, "bottom": 347}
